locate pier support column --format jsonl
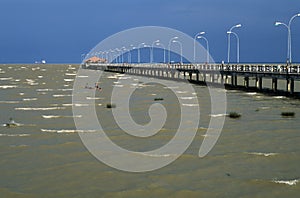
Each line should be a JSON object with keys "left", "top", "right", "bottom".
{"left": 196, "top": 73, "right": 199, "bottom": 82}
{"left": 256, "top": 77, "right": 263, "bottom": 90}
{"left": 183, "top": 72, "right": 186, "bottom": 79}
{"left": 272, "top": 78, "right": 278, "bottom": 92}
{"left": 244, "top": 76, "right": 249, "bottom": 88}
{"left": 287, "top": 78, "right": 295, "bottom": 95}
{"left": 231, "top": 74, "right": 237, "bottom": 87}
{"left": 221, "top": 74, "right": 224, "bottom": 84}
{"left": 189, "top": 73, "right": 192, "bottom": 81}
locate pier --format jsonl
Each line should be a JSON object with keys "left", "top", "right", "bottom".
{"left": 83, "top": 63, "right": 300, "bottom": 98}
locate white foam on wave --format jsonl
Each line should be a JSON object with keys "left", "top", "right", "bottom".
{"left": 273, "top": 96, "right": 286, "bottom": 99}
{"left": 86, "top": 97, "right": 103, "bottom": 100}
{"left": 210, "top": 114, "right": 227, "bottom": 118}
{"left": 38, "top": 76, "right": 43, "bottom": 79}
{"left": 36, "top": 88, "right": 54, "bottom": 92}
{"left": 245, "top": 92, "right": 257, "bottom": 96}
{"left": 41, "top": 129, "right": 97, "bottom": 133}
{"left": 64, "top": 79, "right": 74, "bottom": 82}
{"left": 107, "top": 75, "right": 118, "bottom": 79}
{"left": 139, "top": 153, "right": 175, "bottom": 158}
{"left": 180, "top": 97, "right": 197, "bottom": 100}
{"left": 182, "top": 104, "right": 199, "bottom": 107}
{"left": 247, "top": 152, "right": 278, "bottom": 157}
{"left": 62, "top": 103, "right": 89, "bottom": 107}
{"left": 77, "top": 75, "right": 89, "bottom": 78}
{"left": 23, "top": 98, "right": 38, "bottom": 101}
{"left": 57, "top": 88, "right": 73, "bottom": 91}
{"left": 0, "top": 100, "right": 20, "bottom": 104}
{"left": 65, "top": 73, "right": 77, "bottom": 76}
{"left": 53, "top": 94, "right": 73, "bottom": 97}
{"left": 0, "top": 77, "right": 13, "bottom": 81}
{"left": 42, "top": 115, "right": 82, "bottom": 119}
{"left": 0, "top": 85, "right": 18, "bottom": 89}
{"left": 0, "top": 133, "right": 30, "bottom": 137}
{"left": 15, "top": 107, "right": 66, "bottom": 111}
{"left": 273, "top": 179, "right": 299, "bottom": 186}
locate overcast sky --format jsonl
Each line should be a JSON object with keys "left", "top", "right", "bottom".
{"left": 0, "top": 0, "right": 300, "bottom": 63}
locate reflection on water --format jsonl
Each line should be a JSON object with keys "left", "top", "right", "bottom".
{"left": 0, "top": 64, "right": 299, "bottom": 197}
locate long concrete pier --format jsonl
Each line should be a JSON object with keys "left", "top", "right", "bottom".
{"left": 83, "top": 63, "right": 300, "bottom": 98}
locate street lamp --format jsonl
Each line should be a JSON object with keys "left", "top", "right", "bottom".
{"left": 156, "top": 42, "right": 166, "bottom": 63}
{"left": 168, "top": 36, "right": 178, "bottom": 63}
{"left": 227, "top": 31, "right": 240, "bottom": 63}
{"left": 227, "top": 24, "right": 242, "bottom": 63}
{"left": 138, "top": 42, "right": 146, "bottom": 63}
{"left": 172, "top": 40, "right": 183, "bottom": 64}
{"left": 196, "top": 32, "right": 210, "bottom": 63}
{"left": 275, "top": 13, "right": 300, "bottom": 63}
{"left": 194, "top": 31, "right": 205, "bottom": 63}
{"left": 151, "top": 40, "right": 160, "bottom": 63}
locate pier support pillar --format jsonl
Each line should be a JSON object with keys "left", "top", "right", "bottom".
{"left": 287, "top": 78, "right": 295, "bottom": 95}
{"left": 272, "top": 78, "right": 278, "bottom": 92}
{"left": 244, "top": 76, "right": 249, "bottom": 88}
{"left": 256, "top": 77, "right": 263, "bottom": 90}
{"left": 231, "top": 74, "right": 237, "bottom": 87}
{"left": 196, "top": 73, "right": 199, "bottom": 82}
{"left": 189, "top": 73, "right": 192, "bottom": 81}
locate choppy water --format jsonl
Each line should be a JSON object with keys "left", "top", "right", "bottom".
{"left": 0, "top": 64, "right": 300, "bottom": 198}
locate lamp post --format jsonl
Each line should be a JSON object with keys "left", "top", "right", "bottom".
{"left": 275, "top": 13, "right": 300, "bottom": 63}
{"left": 151, "top": 40, "right": 160, "bottom": 63}
{"left": 227, "top": 24, "right": 242, "bottom": 63}
{"left": 227, "top": 31, "right": 240, "bottom": 63}
{"left": 194, "top": 31, "right": 205, "bottom": 63}
{"left": 138, "top": 42, "right": 145, "bottom": 63}
{"left": 172, "top": 40, "right": 183, "bottom": 64}
{"left": 156, "top": 42, "right": 166, "bottom": 63}
{"left": 196, "top": 32, "right": 210, "bottom": 63}
{"left": 168, "top": 37, "right": 178, "bottom": 63}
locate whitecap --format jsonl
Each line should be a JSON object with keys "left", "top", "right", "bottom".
{"left": 180, "top": 97, "right": 197, "bottom": 100}
{"left": 38, "top": 76, "right": 43, "bottom": 78}
{"left": 210, "top": 114, "right": 227, "bottom": 118}
{"left": 41, "top": 129, "right": 97, "bottom": 133}
{"left": 247, "top": 152, "right": 278, "bottom": 157}
{"left": 273, "top": 96, "right": 286, "bottom": 99}
{"left": 182, "top": 104, "right": 199, "bottom": 107}
{"left": 42, "top": 115, "right": 82, "bottom": 119}
{"left": 65, "top": 73, "right": 77, "bottom": 76}
{"left": 36, "top": 88, "right": 54, "bottom": 92}
{"left": 0, "top": 77, "right": 13, "bottom": 81}
{"left": 273, "top": 179, "right": 299, "bottom": 186}
{"left": 113, "top": 85, "right": 124, "bottom": 87}
{"left": 23, "top": 98, "right": 38, "bottom": 101}
{"left": 139, "top": 153, "right": 175, "bottom": 157}
{"left": 53, "top": 94, "right": 72, "bottom": 97}
{"left": 15, "top": 107, "right": 66, "bottom": 111}
{"left": 77, "top": 75, "right": 89, "bottom": 78}
{"left": 86, "top": 97, "right": 103, "bottom": 100}
{"left": 176, "top": 91, "right": 188, "bottom": 94}
{"left": 0, "top": 101, "right": 20, "bottom": 104}
{"left": 0, "top": 85, "right": 17, "bottom": 89}
{"left": 64, "top": 79, "right": 74, "bottom": 82}
{"left": 57, "top": 88, "right": 73, "bottom": 91}
{"left": 0, "top": 134, "right": 30, "bottom": 137}
{"left": 245, "top": 92, "right": 257, "bottom": 96}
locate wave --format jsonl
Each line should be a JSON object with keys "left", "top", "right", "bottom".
{"left": 15, "top": 107, "right": 66, "bottom": 111}
{"left": 77, "top": 75, "right": 89, "bottom": 78}
{"left": 41, "top": 129, "right": 97, "bottom": 133}
{"left": 53, "top": 94, "right": 73, "bottom": 97}
{"left": 64, "top": 79, "right": 74, "bottom": 82}
{"left": 0, "top": 133, "right": 30, "bottom": 137}
{"left": 138, "top": 153, "right": 175, "bottom": 158}
{"left": 23, "top": 98, "right": 38, "bottom": 101}
{"left": 36, "top": 88, "right": 54, "bottom": 92}
{"left": 0, "top": 85, "right": 18, "bottom": 89}
{"left": 246, "top": 152, "right": 278, "bottom": 157}
{"left": 42, "top": 115, "right": 82, "bottom": 119}
{"left": 86, "top": 97, "right": 103, "bottom": 100}
{"left": 65, "top": 73, "right": 77, "bottom": 76}
{"left": 62, "top": 103, "right": 89, "bottom": 107}
{"left": 210, "top": 114, "right": 227, "bottom": 118}
{"left": 273, "top": 96, "right": 286, "bottom": 99}
{"left": 57, "top": 88, "right": 73, "bottom": 91}
{"left": 273, "top": 179, "right": 299, "bottom": 186}
{"left": 0, "top": 100, "right": 20, "bottom": 104}
{"left": 182, "top": 103, "right": 199, "bottom": 107}
{"left": 0, "top": 77, "right": 13, "bottom": 81}
{"left": 245, "top": 92, "right": 257, "bottom": 96}
{"left": 38, "top": 76, "right": 43, "bottom": 78}
{"left": 180, "top": 97, "right": 197, "bottom": 100}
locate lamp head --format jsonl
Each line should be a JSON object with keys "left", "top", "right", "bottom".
{"left": 200, "top": 31, "right": 205, "bottom": 35}
{"left": 227, "top": 31, "right": 232, "bottom": 34}
{"left": 275, "top": 22, "right": 282, "bottom": 26}
{"left": 235, "top": 24, "right": 242, "bottom": 28}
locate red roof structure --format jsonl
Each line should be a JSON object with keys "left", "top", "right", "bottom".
{"left": 85, "top": 56, "right": 107, "bottom": 63}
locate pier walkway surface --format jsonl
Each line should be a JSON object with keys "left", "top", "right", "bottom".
{"left": 83, "top": 63, "right": 300, "bottom": 98}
